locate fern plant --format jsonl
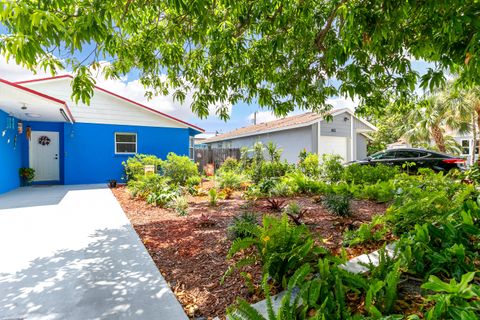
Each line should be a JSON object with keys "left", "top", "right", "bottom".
{"left": 225, "top": 214, "right": 318, "bottom": 287}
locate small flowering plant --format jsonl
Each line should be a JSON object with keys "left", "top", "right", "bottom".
{"left": 19, "top": 167, "right": 35, "bottom": 185}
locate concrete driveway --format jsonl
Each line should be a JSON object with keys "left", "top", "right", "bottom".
{"left": 0, "top": 185, "right": 187, "bottom": 320}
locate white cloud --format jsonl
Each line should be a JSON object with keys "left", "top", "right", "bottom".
{"left": 326, "top": 97, "right": 359, "bottom": 110}
{"left": 0, "top": 55, "right": 53, "bottom": 81}
{"left": 247, "top": 111, "right": 282, "bottom": 124}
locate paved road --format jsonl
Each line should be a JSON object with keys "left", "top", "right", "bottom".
{"left": 0, "top": 185, "right": 187, "bottom": 320}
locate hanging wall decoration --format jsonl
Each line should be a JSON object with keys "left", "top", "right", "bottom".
{"left": 38, "top": 135, "right": 51, "bottom": 146}
{"left": 17, "top": 120, "right": 23, "bottom": 134}
{"left": 26, "top": 126, "right": 32, "bottom": 140}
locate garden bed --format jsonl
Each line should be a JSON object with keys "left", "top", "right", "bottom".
{"left": 112, "top": 186, "right": 387, "bottom": 319}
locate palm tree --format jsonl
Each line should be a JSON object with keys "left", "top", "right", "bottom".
{"left": 402, "top": 88, "right": 471, "bottom": 154}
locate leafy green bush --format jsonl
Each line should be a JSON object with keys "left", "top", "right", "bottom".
{"left": 354, "top": 180, "right": 396, "bottom": 203}
{"left": 145, "top": 187, "right": 178, "bottom": 207}
{"left": 387, "top": 169, "right": 473, "bottom": 234}
{"left": 319, "top": 154, "right": 344, "bottom": 183}
{"left": 259, "top": 161, "right": 291, "bottom": 180}
{"left": 219, "top": 157, "right": 240, "bottom": 173}
{"left": 186, "top": 175, "right": 201, "bottom": 187}
{"left": 227, "top": 212, "right": 258, "bottom": 240}
{"left": 226, "top": 214, "right": 320, "bottom": 286}
{"left": 266, "top": 142, "right": 282, "bottom": 162}
{"left": 127, "top": 174, "right": 170, "bottom": 198}
{"left": 323, "top": 193, "right": 351, "bottom": 216}
{"left": 422, "top": 273, "right": 480, "bottom": 319}
{"left": 161, "top": 152, "right": 199, "bottom": 185}
{"left": 343, "top": 163, "right": 399, "bottom": 185}
{"left": 270, "top": 180, "right": 295, "bottom": 197}
{"left": 217, "top": 171, "right": 245, "bottom": 190}
{"left": 298, "top": 152, "right": 320, "bottom": 178}
{"left": 290, "top": 171, "right": 328, "bottom": 194}
{"left": 122, "top": 154, "right": 163, "bottom": 181}
{"left": 344, "top": 215, "right": 388, "bottom": 246}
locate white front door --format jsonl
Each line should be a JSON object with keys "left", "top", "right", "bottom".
{"left": 29, "top": 131, "right": 60, "bottom": 182}
{"left": 318, "top": 136, "right": 349, "bottom": 162}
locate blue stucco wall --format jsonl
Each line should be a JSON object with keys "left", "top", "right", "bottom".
{"left": 0, "top": 110, "right": 22, "bottom": 194}
{"left": 63, "top": 122, "right": 192, "bottom": 184}
{"left": 20, "top": 121, "right": 65, "bottom": 184}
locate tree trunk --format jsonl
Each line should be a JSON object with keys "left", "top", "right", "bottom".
{"left": 431, "top": 126, "right": 446, "bottom": 152}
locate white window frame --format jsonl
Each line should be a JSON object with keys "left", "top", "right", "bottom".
{"left": 115, "top": 132, "right": 137, "bottom": 154}
{"left": 189, "top": 136, "right": 195, "bottom": 160}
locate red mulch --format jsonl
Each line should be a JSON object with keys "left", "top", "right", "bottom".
{"left": 112, "top": 186, "right": 387, "bottom": 319}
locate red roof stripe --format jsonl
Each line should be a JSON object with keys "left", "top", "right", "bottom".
{"left": 0, "top": 78, "right": 75, "bottom": 123}
{"left": 15, "top": 75, "right": 204, "bottom": 132}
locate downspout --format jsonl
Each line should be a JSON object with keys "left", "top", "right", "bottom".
{"left": 350, "top": 114, "right": 356, "bottom": 161}
{"left": 317, "top": 119, "right": 321, "bottom": 157}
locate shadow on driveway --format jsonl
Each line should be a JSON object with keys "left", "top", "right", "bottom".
{"left": 0, "top": 226, "right": 186, "bottom": 320}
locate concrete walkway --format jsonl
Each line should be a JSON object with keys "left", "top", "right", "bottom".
{"left": 0, "top": 185, "right": 187, "bottom": 320}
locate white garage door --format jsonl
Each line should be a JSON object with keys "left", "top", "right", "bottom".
{"left": 318, "top": 136, "right": 349, "bottom": 162}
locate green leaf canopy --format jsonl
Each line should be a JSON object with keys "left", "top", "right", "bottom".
{"left": 1, "top": 0, "right": 479, "bottom": 119}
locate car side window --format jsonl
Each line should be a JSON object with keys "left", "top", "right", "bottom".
{"left": 395, "top": 151, "right": 420, "bottom": 158}
{"left": 371, "top": 151, "right": 396, "bottom": 159}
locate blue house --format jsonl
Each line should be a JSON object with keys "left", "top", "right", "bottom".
{"left": 0, "top": 75, "right": 203, "bottom": 195}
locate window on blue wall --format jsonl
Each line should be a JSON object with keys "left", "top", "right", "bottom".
{"left": 115, "top": 133, "right": 137, "bottom": 154}
{"left": 189, "top": 136, "right": 195, "bottom": 159}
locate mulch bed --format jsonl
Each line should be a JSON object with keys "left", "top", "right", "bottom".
{"left": 112, "top": 186, "right": 387, "bottom": 319}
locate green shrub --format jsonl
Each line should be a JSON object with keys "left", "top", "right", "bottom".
{"left": 266, "top": 142, "right": 282, "bottom": 162}
{"left": 219, "top": 157, "right": 240, "bottom": 173}
{"left": 227, "top": 212, "right": 258, "bottom": 240}
{"left": 422, "top": 273, "right": 480, "bottom": 319}
{"left": 169, "top": 195, "right": 189, "bottom": 216}
{"left": 145, "top": 187, "right": 178, "bottom": 207}
{"left": 319, "top": 154, "right": 344, "bottom": 183}
{"left": 323, "top": 193, "right": 351, "bottom": 216}
{"left": 127, "top": 174, "right": 170, "bottom": 198}
{"left": 161, "top": 152, "right": 199, "bottom": 185}
{"left": 354, "top": 180, "right": 396, "bottom": 203}
{"left": 122, "top": 154, "right": 163, "bottom": 181}
{"left": 386, "top": 169, "right": 473, "bottom": 234}
{"left": 298, "top": 152, "right": 320, "bottom": 178}
{"left": 186, "top": 175, "right": 201, "bottom": 187}
{"left": 344, "top": 215, "right": 388, "bottom": 246}
{"left": 217, "top": 171, "right": 245, "bottom": 190}
{"left": 290, "top": 171, "right": 328, "bottom": 194}
{"left": 399, "top": 203, "right": 480, "bottom": 281}
{"left": 225, "top": 214, "right": 320, "bottom": 286}
{"left": 343, "top": 163, "right": 399, "bottom": 185}
{"left": 270, "top": 180, "right": 295, "bottom": 197}
{"left": 259, "top": 161, "right": 291, "bottom": 180}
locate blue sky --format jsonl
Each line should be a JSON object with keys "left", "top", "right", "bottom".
{"left": 0, "top": 27, "right": 435, "bottom": 135}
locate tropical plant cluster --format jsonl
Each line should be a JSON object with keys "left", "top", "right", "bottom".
{"left": 216, "top": 144, "right": 479, "bottom": 319}
{"left": 123, "top": 153, "right": 201, "bottom": 216}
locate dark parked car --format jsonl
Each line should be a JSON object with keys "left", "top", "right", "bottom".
{"left": 348, "top": 148, "right": 466, "bottom": 172}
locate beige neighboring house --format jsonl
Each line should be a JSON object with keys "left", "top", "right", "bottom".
{"left": 201, "top": 108, "right": 377, "bottom": 163}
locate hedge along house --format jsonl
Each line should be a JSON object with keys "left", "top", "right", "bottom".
{"left": 0, "top": 75, "right": 203, "bottom": 195}
{"left": 201, "top": 108, "right": 376, "bottom": 163}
